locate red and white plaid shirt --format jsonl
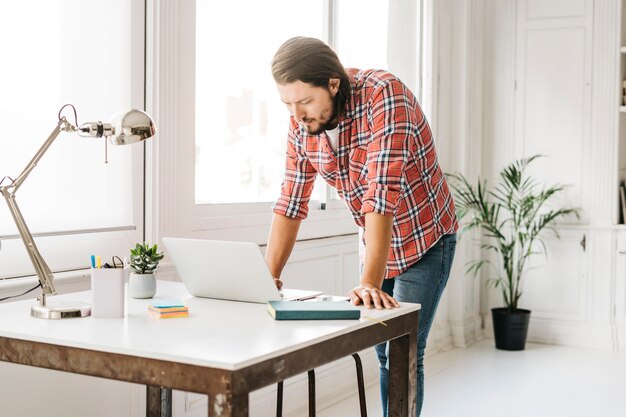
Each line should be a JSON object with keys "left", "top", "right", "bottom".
{"left": 273, "top": 69, "right": 458, "bottom": 278}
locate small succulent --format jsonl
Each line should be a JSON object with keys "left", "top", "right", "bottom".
{"left": 130, "top": 242, "right": 164, "bottom": 274}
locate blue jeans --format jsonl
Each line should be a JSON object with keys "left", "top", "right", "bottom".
{"left": 374, "top": 233, "right": 456, "bottom": 417}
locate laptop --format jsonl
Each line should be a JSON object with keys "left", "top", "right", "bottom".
{"left": 162, "top": 237, "right": 323, "bottom": 303}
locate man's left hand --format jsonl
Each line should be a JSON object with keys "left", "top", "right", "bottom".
{"left": 348, "top": 283, "right": 399, "bottom": 310}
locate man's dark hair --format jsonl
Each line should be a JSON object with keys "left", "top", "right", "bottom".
{"left": 271, "top": 37, "right": 352, "bottom": 118}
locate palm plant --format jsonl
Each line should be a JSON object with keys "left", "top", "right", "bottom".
{"left": 448, "top": 155, "right": 580, "bottom": 312}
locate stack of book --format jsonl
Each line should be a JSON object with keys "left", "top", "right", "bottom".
{"left": 148, "top": 299, "right": 189, "bottom": 318}
{"left": 619, "top": 181, "right": 626, "bottom": 224}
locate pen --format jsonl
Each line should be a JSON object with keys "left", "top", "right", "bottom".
{"left": 90, "top": 255, "right": 96, "bottom": 269}
{"left": 96, "top": 255, "right": 101, "bottom": 269}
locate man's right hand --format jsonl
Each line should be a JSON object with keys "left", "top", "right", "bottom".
{"left": 274, "top": 278, "right": 283, "bottom": 290}
{"left": 265, "top": 214, "right": 302, "bottom": 288}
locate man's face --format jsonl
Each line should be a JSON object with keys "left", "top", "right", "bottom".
{"left": 277, "top": 79, "right": 340, "bottom": 135}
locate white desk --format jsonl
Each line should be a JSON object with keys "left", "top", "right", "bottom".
{"left": 0, "top": 281, "right": 419, "bottom": 417}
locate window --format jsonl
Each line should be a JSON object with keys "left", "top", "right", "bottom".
{"left": 335, "top": 0, "right": 390, "bottom": 70}
{"left": 195, "top": 1, "right": 324, "bottom": 205}
{"left": 165, "top": 1, "right": 423, "bottom": 241}
{"left": 0, "top": 0, "right": 145, "bottom": 279}
{"left": 337, "top": 0, "right": 421, "bottom": 94}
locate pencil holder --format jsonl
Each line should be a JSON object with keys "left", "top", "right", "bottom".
{"left": 91, "top": 267, "right": 128, "bottom": 318}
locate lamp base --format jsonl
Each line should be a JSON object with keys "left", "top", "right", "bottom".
{"left": 31, "top": 301, "right": 91, "bottom": 319}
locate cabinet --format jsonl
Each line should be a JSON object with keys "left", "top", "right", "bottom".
{"left": 514, "top": 0, "right": 592, "bottom": 222}
{"left": 509, "top": 0, "right": 592, "bottom": 331}
{"left": 481, "top": 0, "right": 619, "bottom": 349}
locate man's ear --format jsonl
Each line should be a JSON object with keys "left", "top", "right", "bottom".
{"left": 328, "top": 78, "right": 340, "bottom": 96}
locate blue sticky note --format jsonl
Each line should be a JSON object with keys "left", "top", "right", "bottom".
{"left": 150, "top": 299, "right": 185, "bottom": 308}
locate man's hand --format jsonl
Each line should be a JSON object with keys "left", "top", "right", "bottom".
{"left": 348, "top": 283, "right": 399, "bottom": 310}
{"left": 274, "top": 278, "right": 283, "bottom": 290}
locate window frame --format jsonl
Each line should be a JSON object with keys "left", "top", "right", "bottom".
{"left": 151, "top": 0, "right": 424, "bottom": 244}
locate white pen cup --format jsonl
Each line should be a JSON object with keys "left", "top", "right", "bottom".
{"left": 91, "top": 267, "right": 128, "bottom": 318}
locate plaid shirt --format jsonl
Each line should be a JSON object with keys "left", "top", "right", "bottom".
{"left": 273, "top": 69, "right": 458, "bottom": 278}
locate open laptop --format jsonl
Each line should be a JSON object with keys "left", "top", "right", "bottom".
{"left": 162, "top": 237, "right": 323, "bottom": 303}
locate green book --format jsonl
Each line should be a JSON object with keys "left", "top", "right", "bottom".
{"left": 267, "top": 300, "right": 360, "bottom": 320}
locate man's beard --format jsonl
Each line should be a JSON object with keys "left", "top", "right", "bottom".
{"left": 303, "top": 96, "right": 340, "bottom": 135}
{"left": 304, "top": 119, "right": 333, "bottom": 135}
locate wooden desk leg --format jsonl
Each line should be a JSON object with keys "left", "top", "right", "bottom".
{"left": 209, "top": 392, "right": 249, "bottom": 417}
{"left": 146, "top": 386, "right": 172, "bottom": 417}
{"left": 388, "top": 331, "right": 418, "bottom": 417}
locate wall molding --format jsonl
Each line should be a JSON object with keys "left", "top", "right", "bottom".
{"left": 449, "top": 315, "right": 484, "bottom": 348}
{"left": 614, "top": 324, "right": 626, "bottom": 351}
{"left": 484, "top": 316, "right": 615, "bottom": 350}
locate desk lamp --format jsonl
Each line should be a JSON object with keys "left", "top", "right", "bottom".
{"left": 0, "top": 105, "right": 156, "bottom": 319}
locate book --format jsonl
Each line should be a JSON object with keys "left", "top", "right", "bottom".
{"left": 619, "top": 184, "right": 626, "bottom": 224}
{"left": 148, "top": 310, "right": 189, "bottom": 319}
{"left": 267, "top": 300, "right": 360, "bottom": 320}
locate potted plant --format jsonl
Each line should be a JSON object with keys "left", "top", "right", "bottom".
{"left": 128, "top": 242, "right": 165, "bottom": 299}
{"left": 448, "top": 155, "right": 580, "bottom": 350}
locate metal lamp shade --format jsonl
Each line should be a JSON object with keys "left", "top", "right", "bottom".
{"left": 108, "top": 109, "right": 156, "bottom": 145}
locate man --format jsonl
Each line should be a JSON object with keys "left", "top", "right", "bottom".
{"left": 264, "top": 36, "right": 457, "bottom": 417}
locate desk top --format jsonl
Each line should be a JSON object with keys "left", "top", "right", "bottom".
{"left": 0, "top": 281, "right": 420, "bottom": 371}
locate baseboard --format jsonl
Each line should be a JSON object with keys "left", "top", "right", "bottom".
{"left": 428, "top": 321, "right": 454, "bottom": 353}
{"left": 484, "top": 315, "right": 615, "bottom": 350}
{"left": 613, "top": 324, "right": 626, "bottom": 351}
{"left": 449, "top": 315, "right": 483, "bottom": 348}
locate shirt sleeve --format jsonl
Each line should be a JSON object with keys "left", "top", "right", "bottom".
{"left": 361, "top": 78, "right": 415, "bottom": 217}
{"left": 272, "top": 118, "right": 318, "bottom": 220}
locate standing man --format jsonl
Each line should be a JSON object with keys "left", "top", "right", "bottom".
{"left": 265, "top": 37, "right": 457, "bottom": 417}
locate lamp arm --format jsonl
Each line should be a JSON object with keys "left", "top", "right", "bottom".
{"left": 0, "top": 191, "right": 55, "bottom": 295}
{"left": 11, "top": 117, "right": 75, "bottom": 192}
{"left": 0, "top": 117, "right": 75, "bottom": 296}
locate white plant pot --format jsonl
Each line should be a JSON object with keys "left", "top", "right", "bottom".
{"left": 128, "top": 272, "right": 156, "bottom": 299}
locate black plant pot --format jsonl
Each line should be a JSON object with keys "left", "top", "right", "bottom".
{"left": 491, "top": 308, "right": 531, "bottom": 351}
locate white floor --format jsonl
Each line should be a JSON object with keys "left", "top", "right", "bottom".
{"left": 319, "top": 339, "right": 626, "bottom": 417}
